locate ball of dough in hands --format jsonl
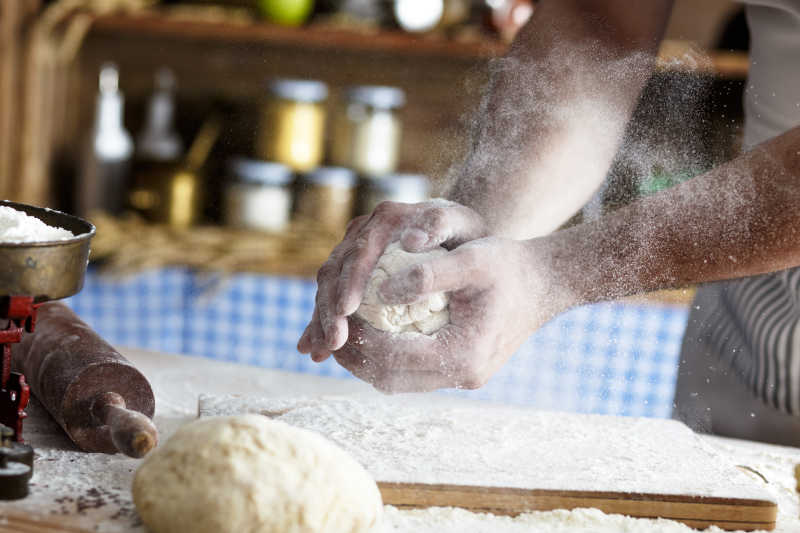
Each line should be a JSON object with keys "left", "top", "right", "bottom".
{"left": 132, "top": 414, "right": 383, "bottom": 533}
{"left": 356, "top": 242, "right": 450, "bottom": 335}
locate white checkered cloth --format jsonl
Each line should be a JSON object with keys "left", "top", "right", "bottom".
{"left": 65, "top": 268, "right": 688, "bottom": 418}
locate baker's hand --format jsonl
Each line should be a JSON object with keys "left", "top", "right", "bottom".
{"left": 331, "top": 236, "right": 573, "bottom": 393}
{"left": 297, "top": 200, "right": 488, "bottom": 361}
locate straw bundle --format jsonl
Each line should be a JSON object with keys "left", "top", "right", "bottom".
{"left": 89, "top": 212, "right": 339, "bottom": 278}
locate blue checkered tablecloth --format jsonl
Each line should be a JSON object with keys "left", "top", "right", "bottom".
{"left": 65, "top": 268, "right": 689, "bottom": 418}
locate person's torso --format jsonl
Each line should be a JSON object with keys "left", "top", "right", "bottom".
{"left": 742, "top": 0, "right": 800, "bottom": 146}
{"left": 680, "top": 0, "right": 800, "bottom": 414}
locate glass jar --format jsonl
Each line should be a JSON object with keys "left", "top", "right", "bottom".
{"left": 331, "top": 85, "right": 405, "bottom": 177}
{"left": 357, "top": 173, "right": 430, "bottom": 215}
{"left": 224, "top": 158, "right": 293, "bottom": 232}
{"left": 295, "top": 167, "right": 357, "bottom": 235}
{"left": 256, "top": 79, "right": 328, "bottom": 172}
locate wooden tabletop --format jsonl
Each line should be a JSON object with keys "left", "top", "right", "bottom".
{"left": 1, "top": 348, "right": 799, "bottom": 532}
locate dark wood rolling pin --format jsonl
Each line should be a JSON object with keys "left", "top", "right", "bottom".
{"left": 10, "top": 302, "right": 157, "bottom": 458}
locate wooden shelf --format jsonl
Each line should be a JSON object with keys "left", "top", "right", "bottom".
{"left": 90, "top": 13, "right": 506, "bottom": 60}
{"left": 90, "top": 12, "right": 749, "bottom": 77}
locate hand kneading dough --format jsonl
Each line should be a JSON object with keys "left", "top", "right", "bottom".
{"left": 132, "top": 414, "right": 383, "bottom": 533}
{"left": 356, "top": 242, "right": 449, "bottom": 334}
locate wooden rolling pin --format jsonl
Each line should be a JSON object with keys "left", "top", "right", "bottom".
{"left": 11, "top": 303, "right": 157, "bottom": 458}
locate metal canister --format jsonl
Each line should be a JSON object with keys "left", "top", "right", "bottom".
{"left": 256, "top": 79, "right": 328, "bottom": 172}
{"left": 357, "top": 173, "right": 430, "bottom": 215}
{"left": 330, "top": 85, "right": 405, "bottom": 177}
{"left": 295, "top": 167, "right": 357, "bottom": 235}
{"left": 224, "top": 158, "right": 293, "bottom": 232}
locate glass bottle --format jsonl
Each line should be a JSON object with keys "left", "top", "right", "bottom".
{"left": 77, "top": 63, "right": 133, "bottom": 217}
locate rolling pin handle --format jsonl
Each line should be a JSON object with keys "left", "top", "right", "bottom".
{"left": 91, "top": 392, "right": 158, "bottom": 458}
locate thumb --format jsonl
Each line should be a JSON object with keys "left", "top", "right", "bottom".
{"left": 378, "top": 246, "right": 483, "bottom": 305}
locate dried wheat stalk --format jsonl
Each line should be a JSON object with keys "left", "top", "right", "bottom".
{"left": 90, "top": 212, "right": 338, "bottom": 279}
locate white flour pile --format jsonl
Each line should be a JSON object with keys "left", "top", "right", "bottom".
{"left": 0, "top": 206, "right": 74, "bottom": 243}
{"left": 384, "top": 506, "right": 729, "bottom": 533}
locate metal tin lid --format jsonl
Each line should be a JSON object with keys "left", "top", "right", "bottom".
{"left": 363, "top": 173, "right": 429, "bottom": 196}
{"left": 346, "top": 85, "right": 406, "bottom": 109}
{"left": 303, "top": 167, "right": 357, "bottom": 188}
{"left": 268, "top": 79, "right": 328, "bottom": 103}
{"left": 229, "top": 158, "right": 293, "bottom": 186}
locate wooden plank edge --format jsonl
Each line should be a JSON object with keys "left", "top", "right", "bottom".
{"left": 0, "top": 511, "right": 92, "bottom": 533}
{"left": 378, "top": 482, "right": 777, "bottom": 506}
{"left": 379, "top": 483, "right": 777, "bottom": 531}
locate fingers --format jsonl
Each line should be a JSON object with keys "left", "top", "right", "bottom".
{"left": 304, "top": 199, "right": 488, "bottom": 357}
{"left": 310, "top": 216, "right": 369, "bottom": 352}
{"left": 379, "top": 246, "right": 482, "bottom": 305}
{"left": 297, "top": 308, "right": 332, "bottom": 362}
{"left": 316, "top": 259, "right": 348, "bottom": 350}
{"left": 400, "top": 202, "right": 487, "bottom": 252}
{"left": 335, "top": 207, "right": 403, "bottom": 316}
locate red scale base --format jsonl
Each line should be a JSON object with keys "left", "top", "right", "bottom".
{"left": 0, "top": 297, "right": 37, "bottom": 442}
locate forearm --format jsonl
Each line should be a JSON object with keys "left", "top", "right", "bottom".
{"left": 539, "top": 126, "right": 800, "bottom": 306}
{"left": 447, "top": 0, "right": 672, "bottom": 239}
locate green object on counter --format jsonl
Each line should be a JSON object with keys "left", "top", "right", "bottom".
{"left": 258, "top": 0, "right": 314, "bottom": 26}
{"left": 638, "top": 168, "right": 697, "bottom": 196}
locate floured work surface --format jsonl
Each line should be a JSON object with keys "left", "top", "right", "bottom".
{"left": 199, "top": 394, "right": 777, "bottom": 531}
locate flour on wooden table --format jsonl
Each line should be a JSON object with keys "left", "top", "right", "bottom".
{"left": 198, "top": 394, "right": 774, "bottom": 502}
{"left": 4, "top": 349, "right": 798, "bottom": 533}
{"left": 0, "top": 392, "right": 193, "bottom": 532}
{"left": 0, "top": 206, "right": 75, "bottom": 242}
{"left": 0, "top": 397, "right": 146, "bottom": 531}
{"left": 384, "top": 434, "right": 800, "bottom": 533}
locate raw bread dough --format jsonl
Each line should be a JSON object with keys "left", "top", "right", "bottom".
{"left": 356, "top": 242, "right": 449, "bottom": 334}
{"left": 132, "top": 414, "right": 383, "bottom": 533}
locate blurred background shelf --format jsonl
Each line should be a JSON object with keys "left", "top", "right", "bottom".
{"left": 90, "top": 12, "right": 749, "bottom": 77}
{"left": 1, "top": 1, "right": 751, "bottom": 295}
{"left": 91, "top": 13, "right": 507, "bottom": 59}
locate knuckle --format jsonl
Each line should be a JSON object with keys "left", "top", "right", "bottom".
{"left": 344, "top": 215, "right": 368, "bottom": 236}
{"left": 341, "top": 236, "right": 370, "bottom": 265}
{"left": 423, "top": 208, "right": 449, "bottom": 235}
{"left": 372, "top": 201, "right": 397, "bottom": 218}
{"left": 456, "top": 206, "right": 488, "bottom": 235}
{"left": 316, "top": 261, "right": 337, "bottom": 284}
{"left": 408, "top": 263, "right": 434, "bottom": 294}
{"left": 460, "top": 246, "right": 483, "bottom": 272}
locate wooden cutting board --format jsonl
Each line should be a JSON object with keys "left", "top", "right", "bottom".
{"left": 199, "top": 394, "right": 777, "bottom": 531}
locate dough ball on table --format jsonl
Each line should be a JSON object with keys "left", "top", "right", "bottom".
{"left": 356, "top": 242, "right": 450, "bottom": 334}
{"left": 132, "top": 414, "right": 383, "bottom": 533}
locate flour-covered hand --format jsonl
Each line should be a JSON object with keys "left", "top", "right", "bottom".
{"left": 297, "top": 200, "right": 488, "bottom": 361}
{"left": 332, "top": 237, "right": 574, "bottom": 392}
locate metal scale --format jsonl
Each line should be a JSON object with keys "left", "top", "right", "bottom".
{"left": 0, "top": 201, "right": 94, "bottom": 499}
